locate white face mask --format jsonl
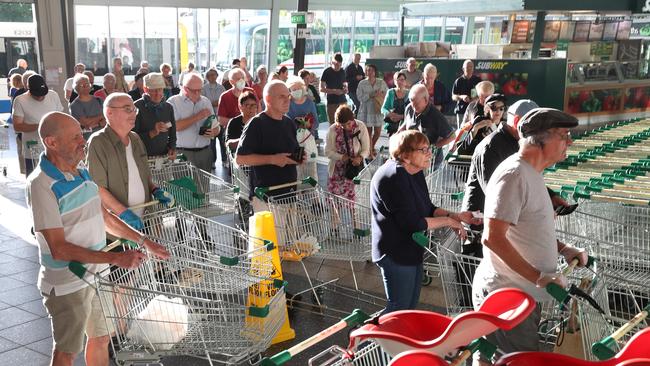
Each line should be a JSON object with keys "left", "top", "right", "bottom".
{"left": 235, "top": 79, "right": 246, "bottom": 90}
{"left": 291, "top": 89, "right": 304, "bottom": 99}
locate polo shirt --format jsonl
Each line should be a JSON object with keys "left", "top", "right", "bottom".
{"left": 26, "top": 154, "right": 108, "bottom": 296}
{"left": 86, "top": 125, "right": 152, "bottom": 210}
{"left": 167, "top": 94, "right": 214, "bottom": 149}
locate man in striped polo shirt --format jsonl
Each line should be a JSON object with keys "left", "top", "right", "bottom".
{"left": 26, "top": 112, "right": 169, "bottom": 366}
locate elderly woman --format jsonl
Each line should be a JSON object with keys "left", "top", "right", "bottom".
{"left": 381, "top": 71, "right": 409, "bottom": 137}
{"left": 93, "top": 73, "right": 116, "bottom": 102}
{"left": 160, "top": 63, "right": 179, "bottom": 98}
{"left": 356, "top": 64, "right": 388, "bottom": 158}
{"left": 69, "top": 74, "right": 105, "bottom": 140}
{"left": 420, "top": 63, "right": 452, "bottom": 113}
{"left": 371, "top": 130, "right": 480, "bottom": 314}
{"left": 326, "top": 105, "right": 370, "bottom": 201}
{"left": 287, "top": 77, "right": 320, "bottom": 181}
{"left": 252, "top": 65, "right": 268, "bottom": 102}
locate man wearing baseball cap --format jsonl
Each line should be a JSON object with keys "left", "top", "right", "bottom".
{"left": 133, "top": 72, "right": 177, "bottom": 159}
{"left": 12, "top": 73, "right": 64, "bottom": 176}
{"left": 471, "top": 108, "right": 589, "bottom": 364}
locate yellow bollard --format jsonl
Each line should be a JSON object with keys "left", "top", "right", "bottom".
{"left": 248, "top": 211, "right": 295, "bottom": 344}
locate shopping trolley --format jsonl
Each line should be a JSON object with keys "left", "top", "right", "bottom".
{"left": 227, "top": 151, "right": 253, "bottom": 231}
{"left": 425, "top": 154, "right": 471, "bottom": 196}
{"left": 352, "top": 147, "right": 389, "bottom": 207}
{"left": 25, "top": 140, "right": 44, "bottom": 165}
{"left": 69, "top": 211, "right": 286, "bottom": 365}
{"left": 149, "top": 161, "right": 239, "bottom": 218}
{"left": 147, "top": 153, "right": 187, "bottom": 171}
{"left": 258, "top": 179, "right": 379, "bottom": 315}
{"left": 0, "top": 123, "right": 9, "bottom": 177}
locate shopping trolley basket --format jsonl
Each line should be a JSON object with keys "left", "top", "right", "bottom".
{"left": 149, "top": 161, "right": 238, "bottom": 218}
{"left": 25, "top": 140, "right": 44, "bottom": 164}
{"left": 147, "top": 153, "right": 187, "bottom": 171}
{"left": 69, "top": 225, "right": 286, "bottom": 365}
{"left": 227, "top": 151, "right": 253, "bottom": 231}
{"left": 425, "top": 155, "right": 471, "bottom": 195}
{"left": 352, "top": 147, "right": 389, "bottom": 207}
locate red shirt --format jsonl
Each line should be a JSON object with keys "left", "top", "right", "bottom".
{"left": 217, "top": 87, "right": 255, "bottom": 120}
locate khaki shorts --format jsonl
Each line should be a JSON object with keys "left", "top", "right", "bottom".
{"left": 43, "top": 286, "right": 115, "bottom": 354}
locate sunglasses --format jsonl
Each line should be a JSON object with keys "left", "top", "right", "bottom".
{"left": 489, "top": 104, "right": 506, "bottom": 112}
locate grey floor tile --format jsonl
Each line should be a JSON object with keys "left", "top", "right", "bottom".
{"left": 0, "top": 252, "right": 17, "bottom": 264}
{"left": 16, "top": 298, "right": 47, "bottom": 317}
{"left": 6, "top": 245, "right": 39, "bottom": 262}
{"left": 0, "top": 276, "right": 28, "bottom": 292}
{"left": 0, "top": 336, "right": 20, "bottom": 353}
{"left": 0, "top": 240, "right": 29, "bottom": 253}
{"left": 0, "top": 317, "right": 52, "bottom": 345}
{"left": 0, "top": 346, "right": 50, "bottom": 366}
{"left": 0, "top": 301, "right": 10, "bottom": 311}
{"left": 24, "top": 337, "right": 52, "bottom": 357}
{"left": 0, "top": 306, "right": 41, "bottom": 328}
{"left": 0, "top": 283, "right": 42, "bottom": 306}
{"left": 8, "top": 268, "right": 38, "bottom": 285}
{"left": 0, "top": 258, "right": 39, "bottom": 276}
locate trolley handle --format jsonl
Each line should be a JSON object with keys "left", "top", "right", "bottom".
{"left": 254, "top": 177, "right": 318, "bottom": 200}
{"left": 592, "top": 303, "right": 650, "bottom": 360}
{"left": 68, "top": 239, "right": 139, "bottom": 279}
{"left": 260, "top": 309, "right": 370, "bottom": 366}
{"left": 545, "top": 255, "right": 596, "bottom": 304}
{"left": 449, "top": 338, "right": 496, "bottom": 366}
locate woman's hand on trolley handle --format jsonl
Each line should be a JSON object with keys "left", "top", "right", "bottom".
{"left": 425, "top": 215, "right": 467, "bottom": 241}
{"left": 453, "top": 211, "right": 483, "bottom": 226}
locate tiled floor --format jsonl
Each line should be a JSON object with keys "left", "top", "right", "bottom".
{"left": 0, "top": 121, "right": 447, "bottom": 365}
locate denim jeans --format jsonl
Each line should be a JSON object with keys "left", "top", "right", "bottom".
{"left": 376, "top": 254, "right": 423, "bottom": 314}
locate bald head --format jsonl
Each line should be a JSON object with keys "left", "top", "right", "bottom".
{"left": 39, "top": 112, "right": 79, "bottom": 141}
{"left": 264, "top": 80, "right": 290, "bottom": 116}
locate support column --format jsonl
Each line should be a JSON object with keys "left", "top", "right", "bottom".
{"left": 34, "top": 0, "right": 73, "bottom": 109}
{"left": 531, "top": 11, "right": 547, "bottom": 59}
{"left": 292, "top": 0, "right": 308, "bottom": 75}
{"left": 269, "top": 0, "right": 281, "bottom": 73}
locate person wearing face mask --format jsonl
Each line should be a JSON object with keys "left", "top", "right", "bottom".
{"left": 218, "top": 68, "right": 257, "bottom": 169}
{"left": 133, "top": 73, "right": 177, "bottom": 159}
{"left": 287, "top": 77, "right": 320, "bottom": 182}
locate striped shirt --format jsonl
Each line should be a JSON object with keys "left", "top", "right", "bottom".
{"left": 26, "top": 154, "right": 108, "bottom": 296}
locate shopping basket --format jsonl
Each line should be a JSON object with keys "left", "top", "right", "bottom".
{"left": 69, "top": 221, "right": 286, "bottom": 365}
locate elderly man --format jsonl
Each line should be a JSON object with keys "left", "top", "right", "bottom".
{"left": 87, "top": 93, "right": 174, "bottom": 231}
{"left": 63, "top": 63, "right": 86, "bottom": 100}
{"left": 472, "top": 108, "right": 587, "bottom": 364}
{"left": 69, "top": 73, "right": 105, "bottom": 140}
{"left": 462, "top": 80, "right": 494, "bottom": 126}
{"left": 168, "top": 74, "right": 219, "bottom": 171}
{"left": 345, "top": 52, "right": 365, "bottom": 114}
{"left": 93, "top": 73, "right": 116, "bottom": 102}
{"left": 236, "top": 80, "right": 302, "bottom": 212}
{"left": 399, "top": 84, "right": 455, "bottom": 169}
{"left": 400, "top": 57, "right": 423, "bottom": 87}
{"left": 452, "top": 59, "right": 482, "bottom": 128}
{"left": 133, "top": 73, "right": 177, "bottom": 159}
{"left": 13, "top": 74, "right": 64, "bottom": 176}
{"left": 27, "top": 111, "right": 169, "bottom": 366}
{"left": 217, "top": 68, "right": 256, "bottom": 168}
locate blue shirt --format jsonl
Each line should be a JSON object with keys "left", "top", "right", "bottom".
{"left": 371, "top": 159, "right": 436, "bottom": 265}
{"left": 287, "top": 99, "right": 319, "bottom": 136}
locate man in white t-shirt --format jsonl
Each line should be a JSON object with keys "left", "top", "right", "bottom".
{"left": 12, "top": 73, "right": 64, "bottom": 176}
{"left": 472, "top": 108, "right": 588, "bottom": 364}
{"left": 63, "top": 63, "right": 86, "bottom": 100}
{"left": 87, "top": 93, "right": 174, "bottom": 231}
{"left": 27, "top": 111, "right": 169, "bottom": 366}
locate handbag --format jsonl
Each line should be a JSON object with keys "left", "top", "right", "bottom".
{"left": 343, "top": 128, "right": 363, "bottom": 180}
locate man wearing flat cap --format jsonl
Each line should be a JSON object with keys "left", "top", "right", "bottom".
{"left": 12, "top": 73, "right": 64, "bottom": 176}
{"left": 471, "top": 108, "right": 590, "bottom": 364}
{"left": 133, "top": 72, "right": 177, "bottom": 159}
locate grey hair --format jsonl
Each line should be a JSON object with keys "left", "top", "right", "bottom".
{"left": 476, "top": 81, "right": 495, "bottom": 96}
{"left": 73, "top": 74, "right": 90, "bottom": 92}
{"left": 423, "top": 63, "right": 437, "bottom": 76}
{"left": 519, "top": 129, "right": 553, "bottom": 147}
{"left": 408, "top": 83, "right": 428, "bottom": 102}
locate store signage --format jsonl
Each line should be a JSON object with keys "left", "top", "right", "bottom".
{"left": 296, "top": 28, "right": 311, "bottom": 39}
{"left": 290, "top": 12, "right": 314, "bottom": 24}
{"left": 475, "top": 61, "right": 509, "bottom": 70}
{"left": 642, "top": 0, "right": 650, "bottom": 12}
{"left": 393, "top": 60, "right": 423, "bottom": 69}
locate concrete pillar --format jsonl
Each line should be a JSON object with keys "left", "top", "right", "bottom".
{"left": 34, "top": 0, "right": 74, "bottom": 110}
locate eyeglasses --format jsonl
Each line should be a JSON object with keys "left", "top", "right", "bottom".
{"left": 553, "top": 130, "right": 572, "bottom": 142}
{"left": 489, "top": 104, "right": 506, "bottom": 112}
{"left": 184, "top": 86, "right": 202, "bottom": 93}
{"left": 413, "top": 145, "right": 432, "bottom": 154}
{"left": 108, "top": 105, "right": 138, "bottom": 113}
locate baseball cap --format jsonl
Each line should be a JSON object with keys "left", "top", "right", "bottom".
{"left": 144, "top": 72, "right": 166, "bottom": 89}
{"left": 485, "top": 93, "right": 507, "bottom": 105}
{"left": 508, "top": 99, "right": 538, "bottom": 118}
{"left": 518, "top": 108, "right": 579, "bottom": 138}
{"left": 28, "top": 74, "right": 49, "bottom": 97}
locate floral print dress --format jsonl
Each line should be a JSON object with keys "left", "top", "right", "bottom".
{"left": 327, "top": 121, "right": 359, "bottom": 200}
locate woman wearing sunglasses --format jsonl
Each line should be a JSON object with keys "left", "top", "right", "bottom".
{"left": 456, "top": 94, "right": 507, "bottom": 156}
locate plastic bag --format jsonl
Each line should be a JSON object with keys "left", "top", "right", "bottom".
{"left": 297, "top": 128, "right": 318, "bottom": 162}
{"left": 126, "top": 294, "right": 189, "bottom": 350}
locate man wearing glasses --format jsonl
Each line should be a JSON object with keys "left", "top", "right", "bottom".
{"left": 87, "top": 93, "right": 173, "bottom": 231}
{"left": 399, "top": 84, "right": 455, "bottom": 169}
{"left": 168, "top": 73, "right": 219, "bottom": 171}
{"left": 472, "top": 108, "right": 588, "bottom": 364}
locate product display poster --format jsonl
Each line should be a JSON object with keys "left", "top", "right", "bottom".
{"left": 512, "top": 20, "right": 529, "bottom": 43}
{"left": 559, "top": 21, "right": 576, "bottom": 41}
{"left": 574, "top": 21, "right": 591, "bottom": 42}
{"left": 589, "top": 22, "right": 604, "bottom": 41}
{"left": 544, "top": 21, "right": 561, "bottom": 42}
{"left": 617, "top": 21, "right": 632, "bottom": 40}
{"left": 602, "top": 22, "right": 618, "bottom": 41}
